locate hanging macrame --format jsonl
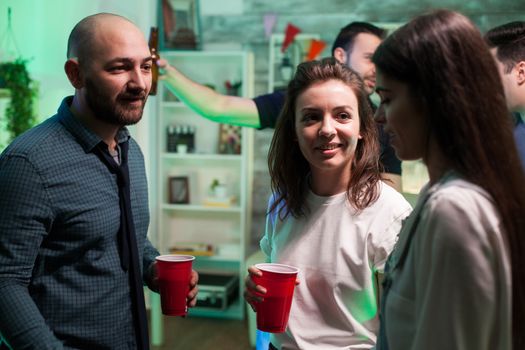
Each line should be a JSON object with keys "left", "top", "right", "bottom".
{"left": 0, "top": 7, "right": 21, "bottom": 62}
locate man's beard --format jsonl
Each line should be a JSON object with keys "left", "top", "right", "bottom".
{"left": 343, "top": 59, "right": 375, "bottom": 95}
{"left": 85, "top": 78, "right": 148, "bottom": 126}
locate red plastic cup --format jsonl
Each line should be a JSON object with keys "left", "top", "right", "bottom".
{"left": 252, "top": 263, "right": 299, "bottom": 333}
{"left": 155, "top": 255, "right": 195, "bottom": 316}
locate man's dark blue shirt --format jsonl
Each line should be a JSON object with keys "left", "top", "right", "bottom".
{"left": 0, "top": 97, "right": 158, "bottom": 349}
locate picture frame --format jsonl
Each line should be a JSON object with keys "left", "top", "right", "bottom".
{"left": 159, "top": 0, "right": 202, "bottom": 50}
{"left": 218, "top": 124, "right": 242, "bottom": 155}
{"left": 168, "top": 176, "right": 190, "bottom": 204}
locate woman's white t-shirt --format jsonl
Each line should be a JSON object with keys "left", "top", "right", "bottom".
{"left": 261, "top": 182, "right": 412, "bottom": 349}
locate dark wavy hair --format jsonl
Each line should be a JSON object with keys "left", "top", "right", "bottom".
{"left": 331, "top": 22, "right": 386, "bottom": 57}
{"left": 485, "top": 21, "right": 525, "bottom": 73}
{"left": 373, "top": 10, "right": 525, "bottom": 349}
{"left": 267, "top": 58, "right": 381, "bottom": 219}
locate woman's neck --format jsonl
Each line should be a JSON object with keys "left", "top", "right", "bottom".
{"left": 425, "top": 138, "right": 453, "bottom": 185}
{"left": 309, "top": 167, "right": 350, "bottom": 196}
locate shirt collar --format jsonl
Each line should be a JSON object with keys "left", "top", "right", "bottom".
{"left": 57, "top": 96, "right": 130, "bottom": 153}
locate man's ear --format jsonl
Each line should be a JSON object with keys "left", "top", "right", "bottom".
{"left": 333, "top": 47, "right": 348, "bottom": 65}
{"left": 64, "top": 58, "right": 83, "bottom": 89}
{"left": 516, "top": 61, "right": 525, "bottom": 86}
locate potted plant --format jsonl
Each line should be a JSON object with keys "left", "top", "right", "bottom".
{"left": 0, "top": 58, "right": 37, "bottom": 142}
{"left": 209, "top": 178, "right": 228, "bottom": 198}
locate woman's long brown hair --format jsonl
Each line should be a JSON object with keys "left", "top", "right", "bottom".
{"left": 373, "top": 10, "right": 525, "bottom": 349}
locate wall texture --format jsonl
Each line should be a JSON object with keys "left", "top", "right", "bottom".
{"left": 202, "top": 0, "right": 525, "bottom": 95}
{"left": 2, "top": 0, "right": 524, "bottom": 251}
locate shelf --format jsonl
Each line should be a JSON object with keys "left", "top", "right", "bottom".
{"left": 160, "top": 50, "right": 250, "bottom": 59}
{"left": 154, "top": 51, "right": 254, "bottom": 333}
{"left": 268, "top": 33, "right": 321, "bottom": 93}
{"left": 161, "top": 153, "right": 242, "bottom": 161}
{"left": 161, "top": 203, "right": 242, "bottom": 213}
{"left": 161, "top": 101, "right": 185, "bottom": 108}
{"left": 195, "top": 254, "right": 241, "bottom": 263}
{"left": 193, "top": 259, "right": 242, "bottom": 273}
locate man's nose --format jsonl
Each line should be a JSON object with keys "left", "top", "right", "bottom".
{"left": 128, "top": 67, "right": 150, "bottom": 91}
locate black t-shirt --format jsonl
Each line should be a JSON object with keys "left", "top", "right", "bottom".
{"left": 253, "top": 91, "right": 402, "bottom": 175}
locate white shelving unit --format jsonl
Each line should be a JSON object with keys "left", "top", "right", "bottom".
{"left": 154, "top": 51, "right": 254, "bottom": 322}
{"left": 268, "top": 33, "right": 320, "bottom": 93}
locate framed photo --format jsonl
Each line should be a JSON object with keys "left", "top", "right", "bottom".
{"left": 218, "top": 124, "right": 242, "bottom": 155}
{"left": 160, "top": 0, "right": 201, "bottom": 50}
{"left": 168, "top": 176, "right": 190, "bottom": 204}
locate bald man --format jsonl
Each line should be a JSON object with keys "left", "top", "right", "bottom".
{"left": 0, "top": 13, "right": 197, "bottom": 349}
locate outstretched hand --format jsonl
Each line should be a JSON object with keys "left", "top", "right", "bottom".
{"left": 156, "top": 58, "right": 172, "bottom": 78}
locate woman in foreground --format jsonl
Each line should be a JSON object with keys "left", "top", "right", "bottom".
{"left": 373, "top": 9, "right": 525, "bottom": 350}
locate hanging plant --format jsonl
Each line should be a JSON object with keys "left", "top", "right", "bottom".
{"left": 0, "top": 58, "right": 37, "bottom": 141}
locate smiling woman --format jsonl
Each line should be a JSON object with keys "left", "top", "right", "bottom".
{"left": 294, "top": 79, "right": 361, "bottom": 195}
{"left": 243, "top": 58, "right": 412, "bottom": 350}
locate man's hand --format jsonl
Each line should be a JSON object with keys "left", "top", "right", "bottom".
{"left": 147, "top": 262, "right": 198, "bottom": 309}
{"left": 187, "top": 269, "right": 199, "bottom": 308}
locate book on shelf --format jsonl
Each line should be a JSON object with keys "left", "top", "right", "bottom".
{"left": 170, "top": 243, "right": 214, "bottom": 256}
{"left": 202, "top": 195, "right": 237, "bottom": 208}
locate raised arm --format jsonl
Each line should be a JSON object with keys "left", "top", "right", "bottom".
{"left": 158, "top": 59, "right": 260, "bottom": 128}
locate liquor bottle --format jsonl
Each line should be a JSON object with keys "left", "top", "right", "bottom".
{"left": 148, "top": 27, "right": 159, "bottom": 96}
{"left": 188, "top": 125, "right": 196, "bottom": 153}
{"left": 167, "top": 125, "right": 177, "bottom": 152}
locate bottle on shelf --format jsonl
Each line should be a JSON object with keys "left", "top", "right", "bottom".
{"left": 148, "top": 27, "right": 159, "bottom": 96}
{"left": 188, "top": 126, "right": 196, "bottom": 153}
{"left": 167, "top": 125, "right": 177, "bottom": 152}
{"left": 166, "top": 124, "right": 196, "bottom": 154}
